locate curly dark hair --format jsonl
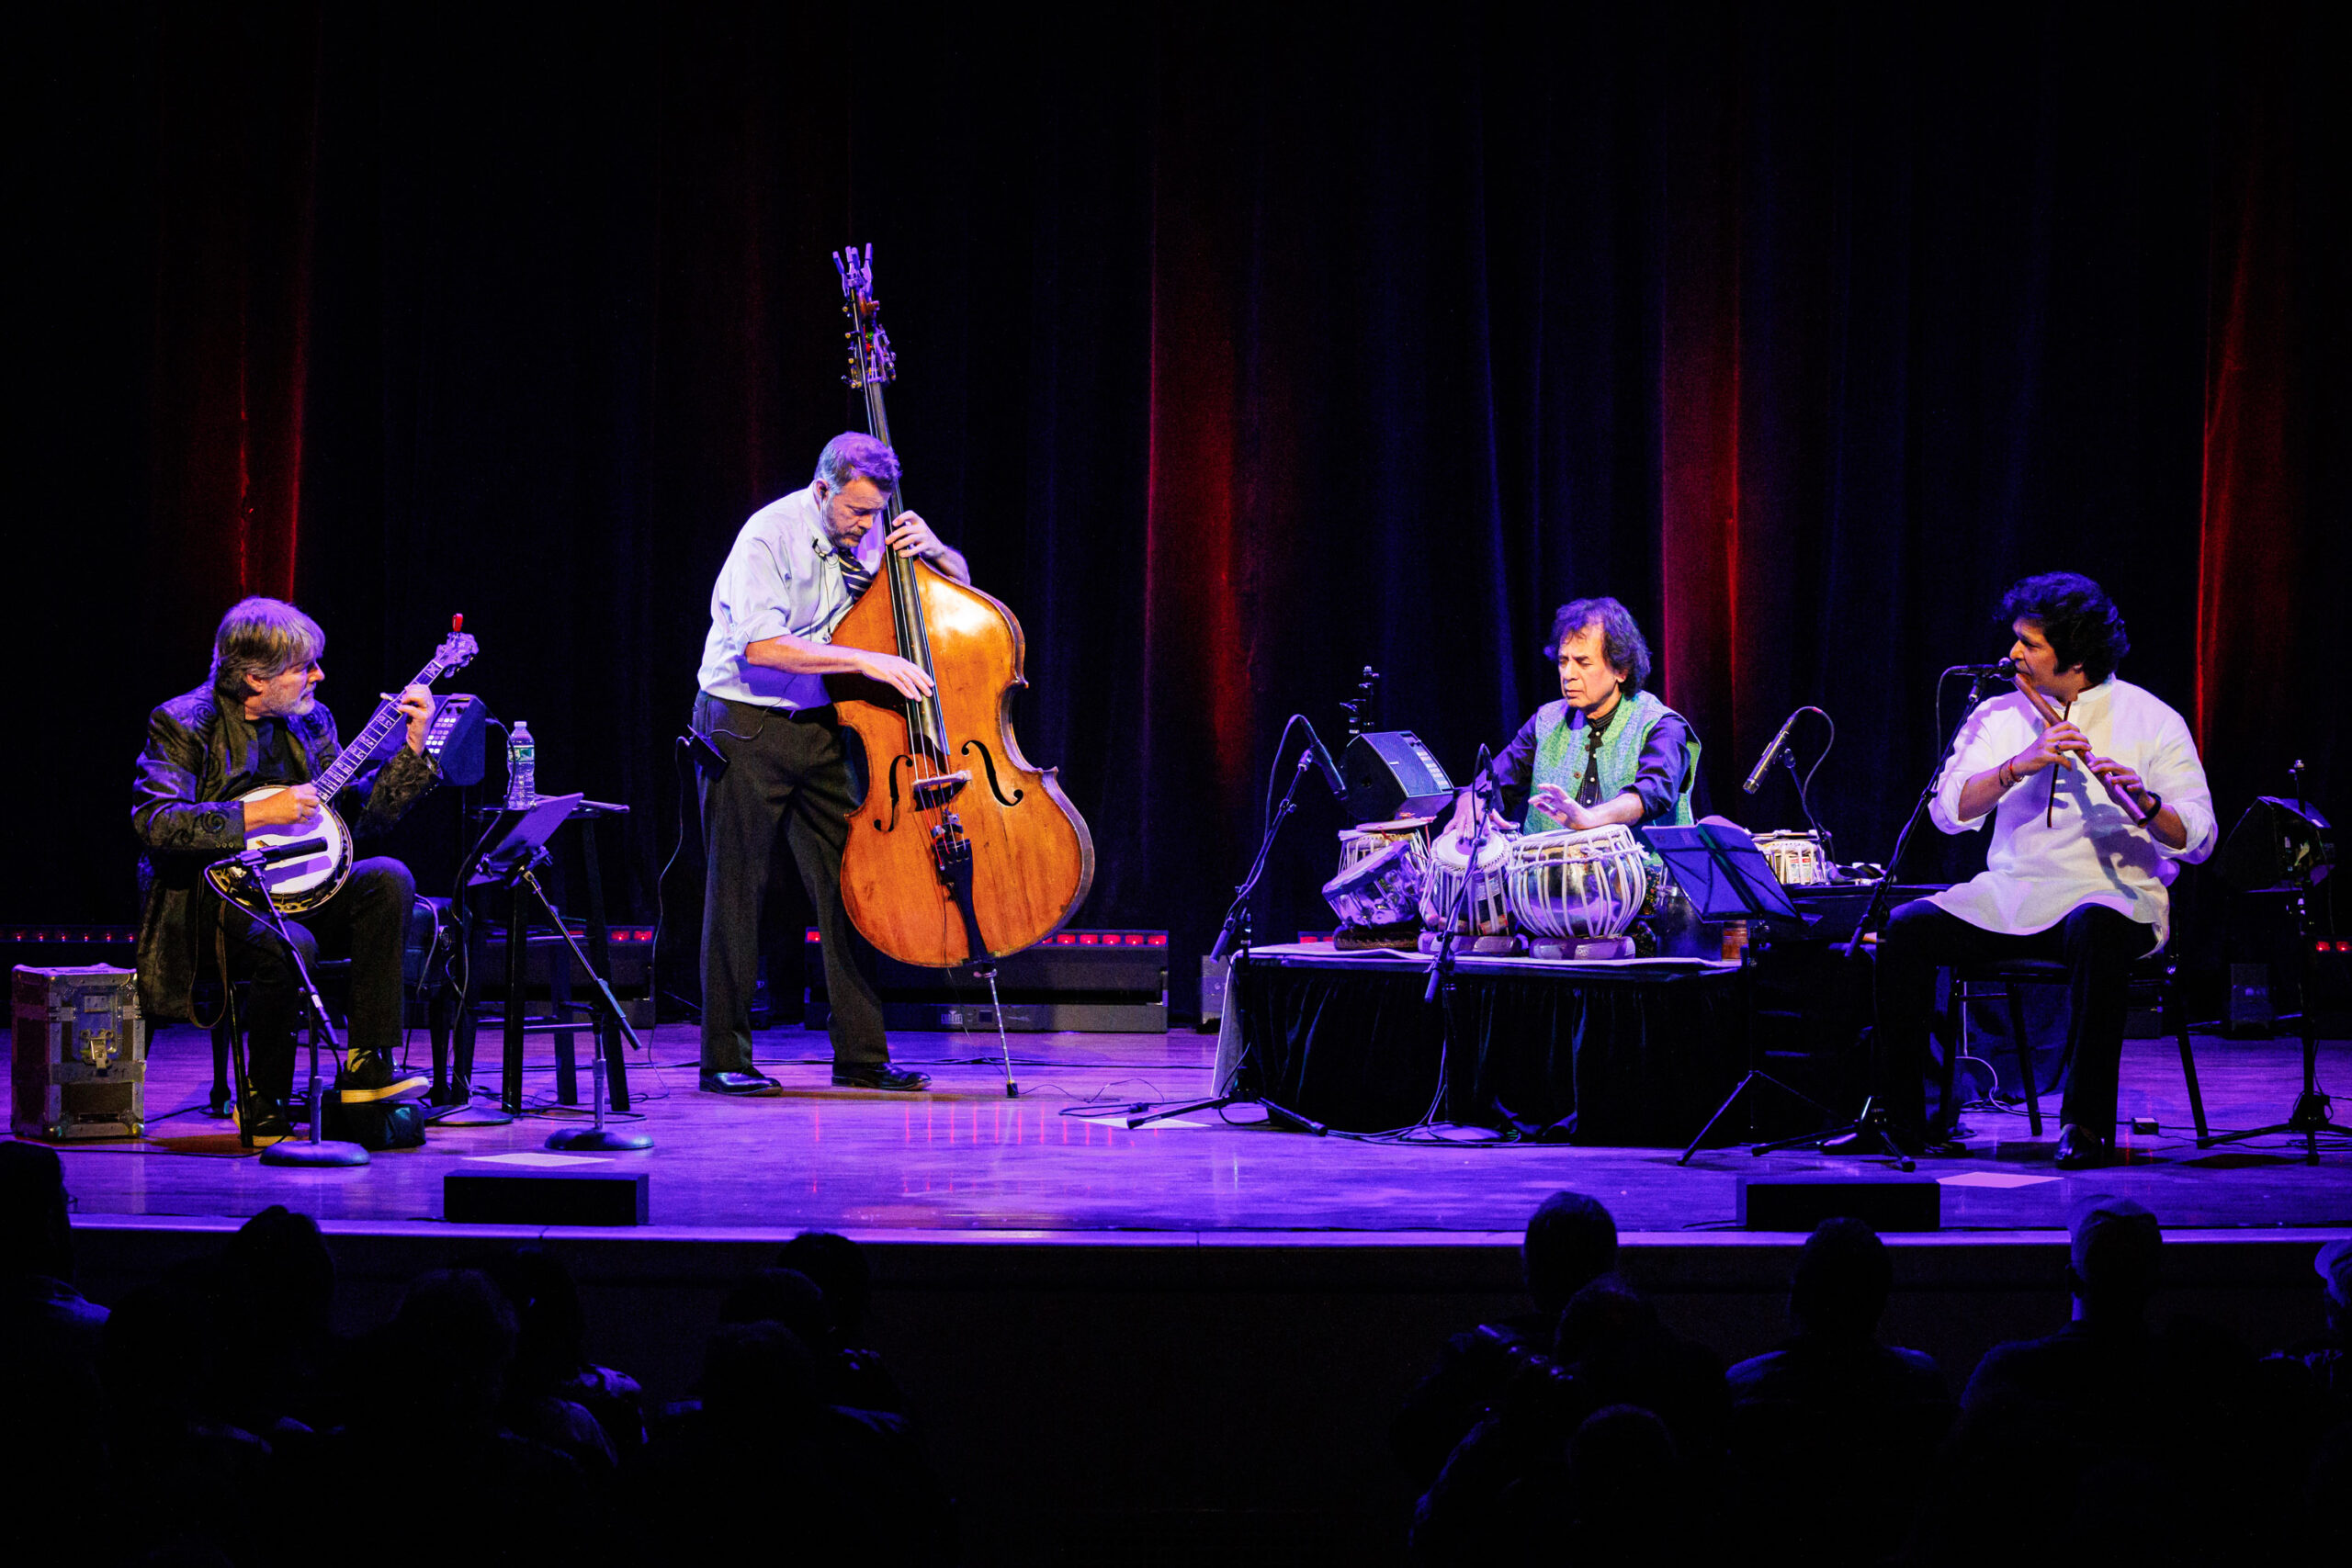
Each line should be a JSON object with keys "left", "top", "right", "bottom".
{"left": 2000, "top": 572, "right": 2129, "bottom": 684}
{"left": 1544, "top": 597, "right": 1653, "bottom": 692}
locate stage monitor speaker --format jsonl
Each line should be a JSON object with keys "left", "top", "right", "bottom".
{"left": 444, "top": 1169, "right": 649, "bottom": 1225}
{"left": 1343, "top": 730, "right": 1455, "bottom": 823}
{"left": 362, "top": 692, "right": 492, "bottom": 784}
{"left": 1737, "top": 1173, "right": 1940, "bottom": 1232}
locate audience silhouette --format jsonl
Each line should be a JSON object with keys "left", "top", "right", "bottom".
{"left": 11, "top": 1156, "right": 2347, "bottom": 1565}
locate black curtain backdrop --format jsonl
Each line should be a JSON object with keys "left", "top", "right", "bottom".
{"left": 18, "top": 3, "right": 2346, "bottom": 1010}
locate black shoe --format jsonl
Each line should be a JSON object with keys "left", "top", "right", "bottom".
{"left": 2053, "top": 1124, "right": 2116, "bottom": 1169}
{"left": 699, "top": 1069, "right": 785, "bottom": 1096}
{"left": 242, "top": 1099, "right": 293, "bottom": 1144}
{"left": 337, "top": 1051, "right": 430, "bottom": 1104}
{"left": 831, "top": 1064, "right": 933, "bottom": 1092}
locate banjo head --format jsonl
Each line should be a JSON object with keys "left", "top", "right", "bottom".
{"left": 212, "top": 786, "right": 354, "bottom": 913}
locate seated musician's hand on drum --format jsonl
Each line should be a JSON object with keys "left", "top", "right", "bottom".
{"left": 1443, "top": 791, "right": 1510, "bottom": 845}
{"left": 246, "top": 784, "right": 321, "bottom": 829}
{"left": 858, "top": 649, "right": 936, "bottom": 699}
{"left": 1531, "top": 783, "right": 1590, "bottom": 828}
{"left": 398, "top": 684, "right": 434, "bottom": 752}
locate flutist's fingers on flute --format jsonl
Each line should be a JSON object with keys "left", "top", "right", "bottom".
{"left": 2011, "top": 720, "right": 2092, "bottom": 778}
{"left": 2088, "top": 755, "right": 2144, "bottom": 798}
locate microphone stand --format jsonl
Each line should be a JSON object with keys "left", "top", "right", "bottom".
{"left": 1776, "top": 741, "right": 1835, "bottom": 867}
{"left": 1126, "top": 739, "right": 1328, "bottom": 1134}
{"left": 2198, "top": 760, "right": 2346, "bottom": 1164}
{"left": 1418, "top": 750, "right": 1498, "bottom": 1129}
{"left": 493, "top": 848, "right": 651, "bottom": 1152}
{"left": 207, "top": 854, "right": 373, "bottom": 1168}
{"left": 1759, "top": 667, "right": 2008, "bottom": 1168}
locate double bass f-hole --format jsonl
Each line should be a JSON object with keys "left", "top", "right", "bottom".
{"left": 962, "top": 739, "right": 1025, "bottom": 807}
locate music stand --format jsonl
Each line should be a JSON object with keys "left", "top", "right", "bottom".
{"left": 1644, "top": 821, "right": 1847, "bottom": 1166}
{"left": 468, "top": 795, "right": 652, "bottom": 1152}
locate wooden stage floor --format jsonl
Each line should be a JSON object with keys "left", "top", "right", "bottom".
{"left": 50, "top": 1020, "right": 2352, "bottom": 1236}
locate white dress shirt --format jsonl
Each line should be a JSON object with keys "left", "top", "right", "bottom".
{"left": 695, "top": 484, "right": 887, "bottom": 709}
{"left": 1927, "top": 676, "right": 2215, "bottom": 950}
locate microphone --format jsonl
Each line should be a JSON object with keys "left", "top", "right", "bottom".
{"left": 1301, "top": 721, "right": 1347, "bottom": 798}
{"left": 247, "top": 837, "right": 330, "bottom": 867}
{"left": 1951, "top": 661, "right": 2021, "bottom": 679}
{"left": 1742, "top": 709, "right": 1805, "bottom": 795}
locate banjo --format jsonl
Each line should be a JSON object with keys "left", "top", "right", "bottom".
{"left": 205, "top": 617, "right": 480, "bottom": 913}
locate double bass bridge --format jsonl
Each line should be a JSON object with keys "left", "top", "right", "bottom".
{"left": 911, "top": 771, "right": 970, "bottom": 812}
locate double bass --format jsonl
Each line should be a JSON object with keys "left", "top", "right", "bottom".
{"left": 824, "top": 246, "right": 1094, "bottom": 969}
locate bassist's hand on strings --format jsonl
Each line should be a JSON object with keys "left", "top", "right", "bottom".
{"left": 245, "top": 784, "right": 322, "bottom": 830}
{"left": 883, "top": 513, "right": 971, "bottom": 585}
{"left": 856, "top": 649, "right": 937, "bottom": 701}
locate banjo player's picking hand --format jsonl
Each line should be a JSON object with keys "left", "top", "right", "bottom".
{"left": 246, "top": 784, "right": 322, "bottom": 830}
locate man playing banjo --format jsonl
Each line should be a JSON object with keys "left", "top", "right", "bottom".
{"left": 132, "top": 597, "right": 436, "bottom": 1139}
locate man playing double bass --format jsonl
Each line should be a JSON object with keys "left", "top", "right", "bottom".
{"left": 693, "top": 433, "right": 966, "bottom": 1096}
{"left": 1444, "top": 596, "right": 1705, "bottom": 953}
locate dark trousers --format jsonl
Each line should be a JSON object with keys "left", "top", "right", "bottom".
{"left": 695, "top": 693, "right": 887, "bottom": 1074}
{"left": 1874, "top": 898, "right": 2155, "bottom": 1136}
{"left": 217, "top": 856, "right": 416, "bottom": 1104}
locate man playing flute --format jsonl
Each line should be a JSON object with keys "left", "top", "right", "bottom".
{"left": 1872, "top": 573, "right": 2215, "bottom": 1168}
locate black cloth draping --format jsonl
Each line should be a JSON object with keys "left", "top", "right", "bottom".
{"left": 1233, "top": 952, "right": 1745, "bottom": 1144}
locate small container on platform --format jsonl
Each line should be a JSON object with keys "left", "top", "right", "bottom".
{"left": 12, "top": 964, "right": 147, "bottom": 1141}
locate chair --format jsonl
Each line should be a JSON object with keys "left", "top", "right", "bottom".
{"left": 206, "top": 897, "right": 452, "bottom": 1137}
{"left": 1932, "top": 950, "right": 2208, "bottom": 1140}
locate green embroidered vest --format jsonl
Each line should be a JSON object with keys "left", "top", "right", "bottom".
{"left": 1524, "top": 690, "right": 1699, "bottom": 834}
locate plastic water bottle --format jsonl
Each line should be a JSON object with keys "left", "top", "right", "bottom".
{"left": 505, "top": 721, "right": 536, "bottom": 808}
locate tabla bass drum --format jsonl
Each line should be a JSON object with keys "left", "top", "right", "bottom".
{"left": 1505, "top": 826, "right": 1649, "bottom": 954}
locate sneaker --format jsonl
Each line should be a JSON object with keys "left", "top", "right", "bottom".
{"left": 831, "top": 1064, "right": 933, "bottom": 1092}
{"left": 337, "top": 1051, "right": 430, "bottom": 1104}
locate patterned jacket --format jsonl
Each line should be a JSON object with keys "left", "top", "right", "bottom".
{"left": 130, "top": 682, "right": 438, "bottom": 1021}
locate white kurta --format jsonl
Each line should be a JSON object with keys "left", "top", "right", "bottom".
{"left": 1927, "top": 676, "right": 2215, "bottom": 950}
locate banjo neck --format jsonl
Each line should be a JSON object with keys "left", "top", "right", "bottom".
{"left": 307, "top": 635, "right": 476, "bottom": 799}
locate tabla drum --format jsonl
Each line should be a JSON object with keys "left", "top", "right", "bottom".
{"left": 1419, "top": 829, "right": 1513, "bottom": 937}
{"left": 1504, "top": 826, "right": 1650, "bottom": 950}
{"left": 1335, "top": 817, "right": 1433, "bottom": 877}
{"left": 1756, "top": 829, "right": 1828, "bottom": 886}
{"left": 1321, "top": 837, "right": 1427, "bottom": 929}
